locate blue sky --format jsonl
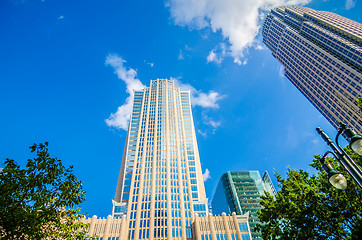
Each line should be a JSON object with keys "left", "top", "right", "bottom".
{"left": 1, "top": 0, "right": 361, "bottom": 217}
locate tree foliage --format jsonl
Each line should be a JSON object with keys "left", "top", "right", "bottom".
{"left": 357, "top": 96, "right": 362, "bottom": 113}
{"left": 257, "top": 147, "right": 362, "bottom": 239}
{"left": 0, "top": 142, "right": 89, "bottom": 239}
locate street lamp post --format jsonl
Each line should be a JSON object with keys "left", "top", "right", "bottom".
{"left": 319, "top": 151, "right": 347, "bottom": 190}
{"left": 316, "top": 124, "right": 362, "bottom": 190}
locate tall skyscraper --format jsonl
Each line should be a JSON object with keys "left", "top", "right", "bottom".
{"left": 262, "top": 7, "right": 362, "bottom": 134}
{"left": 211, "top": 171, "right": 276, "bottom": 240}
{"left": 113, "top": 79, "right": 208, "bottom": 239}
{"left": 81, "top": 79, "right": 252, "bottom": 240}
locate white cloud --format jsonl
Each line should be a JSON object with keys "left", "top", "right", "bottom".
{"left": 202, "top": 114, "right": 221, "bottom": 133}
{"left": 203, "top": 168, "right": 211, "bottom": 182}
{"left": 105, "top": 54, "right": 145, "bottom": 130}
{"left": 58, "top": 15, "right": 64, "bottom": 20}
{"left": 172, "top": 77, "right": 225, "bottom": 108}
{"left": 185, "top": 44, "right": 192, "bottom": 51}
{"left": 278, "top": 65, "right": 285, "bottom": 79}
{"left": 207, "top": 43, "right": 227, "bottom": 64}
{"left": 207, "top": 49, "right": 222, "bottom": 64}
{"left": 144, "top": 60, "right": 154, "bottom": 67}
{"left": 311, "top": 137, "right": 320, "bottom": 145}
{"left": 178, "top": 45, "right": 193, "bottom": 60}
{"left": 208, "top": 119, "right": 221, "bottom": 129}
{"left": 194, "top": 91, "right": 224, "bottom": 108}
{"left": 198, "top": 129, "right": 207, "bottom": 137}
{"left": 167, "top": 0, "right": 311, "bottom": 64}
{"left": 178, "top": 49, "right": 184, "bottom": 60}
{"left": 255, "top": 45, "right": 264, "bottom": 50}
{"left": 345, "top": 0, "right": 356, "bottom": 10}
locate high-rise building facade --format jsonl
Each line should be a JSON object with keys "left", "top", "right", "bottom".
{"left": 81, "top": 79, "right": 252, "bottom": 240}
{"left": 211, "top": 171, "right": 276, "bottom": 240}
{"left": 113, "top": 79, "right": 208, "bottom": 239}
{"left": 262, "top": 7, "right": 362, "bottom": 134}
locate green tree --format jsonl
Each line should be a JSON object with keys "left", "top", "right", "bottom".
{"left": 0, "top": 142, "right": 89, "bottom": 240}
{"left": 357, "top": 96, "right": 362, "bottom": 113}
{"left": 257, "top": 148, "right": 362, "bottom": 240}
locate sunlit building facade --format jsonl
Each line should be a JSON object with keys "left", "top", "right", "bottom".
{"left": 262, "top": 6, "right": 362, "bottom": 134}
{"left": 211, "top": 171, "right": 276, "bottom": 240}
{"left": 81, "top": 79, "right": 252, "bottom": 240}
{"left": 112, "top": 79, "right": 208, "bottom": 239}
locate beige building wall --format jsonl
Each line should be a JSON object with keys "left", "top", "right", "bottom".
{"left": 80, "top": 213, "right": 252, "bottom": 240}
{"left": 79, "top": 215, "right": 127, "bottom": 239}
{"left": 193, "top": 212, "right": 252, "bottom": 240}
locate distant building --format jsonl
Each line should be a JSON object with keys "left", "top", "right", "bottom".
{"left": 262, "top": 6, "right": 362, "bottom": 134}
{"left": 211, "top": 171, "right": 276, "bottom": 240}
{"left": 81, "top": 79, "right": 252, "bottom": 239}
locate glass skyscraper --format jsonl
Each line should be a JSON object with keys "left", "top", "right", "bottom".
{"left": 262, "top": 7, "right": 362, "bottom": 134}
{"left": 211, "top": 171, "right": 276, "bottom": 240}
{"left": 112, "top": 79, "right": 208, "bottom": 239}
{"left": 81, "top": 79, "right": 253, "bottom": 240}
